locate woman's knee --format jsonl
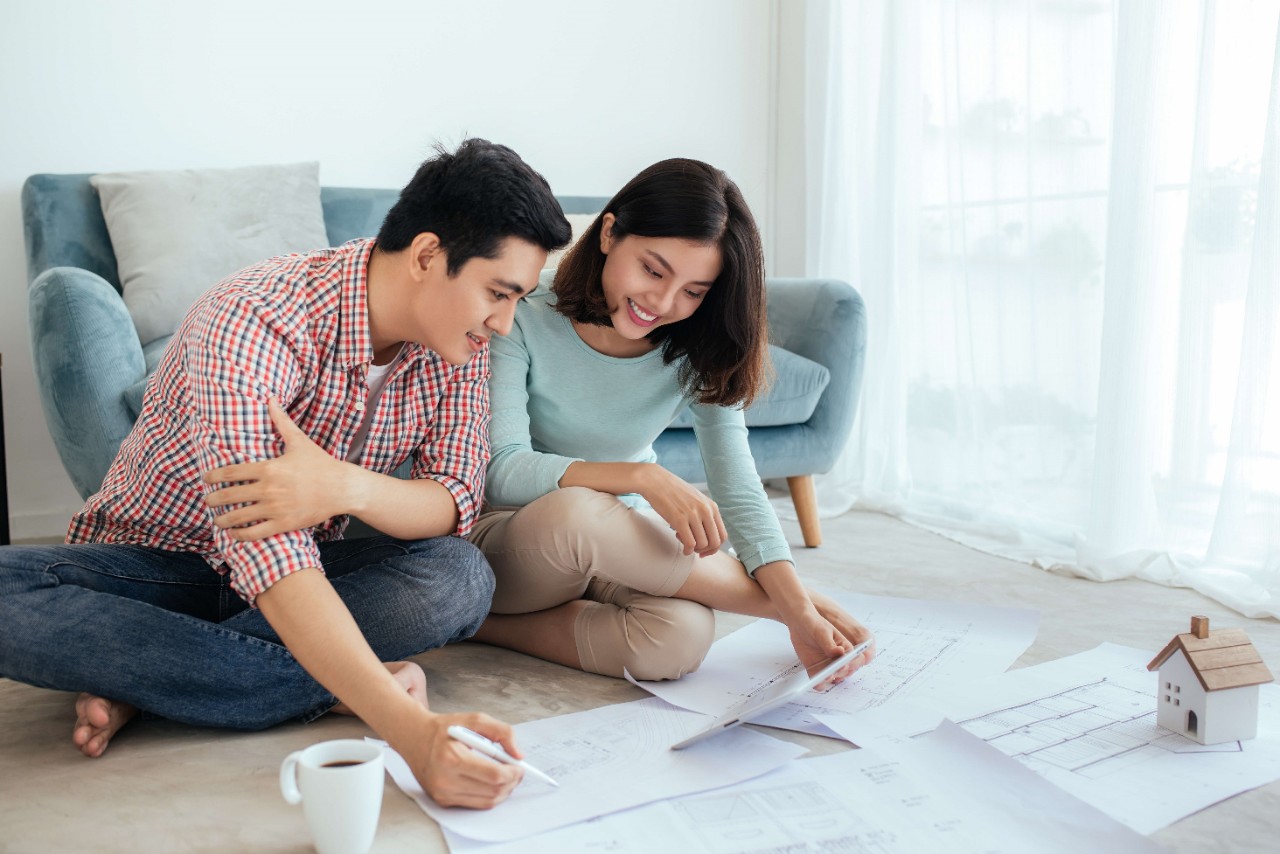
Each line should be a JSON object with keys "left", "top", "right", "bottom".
{"left": 615, "top": 599, "right": 716, "bottom": 682}
{"left": 501, "top": 489, "right": 690, "bottom": 597}
{"left": 480, "top": 489, "right": 622, "bottom": 612}
{"left": 502, "top": 487, "right": 617, "bottom": 547}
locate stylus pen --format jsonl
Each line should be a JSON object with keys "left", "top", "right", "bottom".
{"left": 446, "top": 725, "right": 560, "bottom": 788}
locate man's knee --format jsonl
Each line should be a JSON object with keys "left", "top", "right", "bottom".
{"left": 0, "top": 545, "right": 65, "bottom": 597}
{"left": 393, "top": 536, "right": 495, "bottom": 639}
{"left": 401, "top": 535, "right": 493, "bottom": 588}
{"left": 618, "top": 599, "right": 716, "bottom": 682}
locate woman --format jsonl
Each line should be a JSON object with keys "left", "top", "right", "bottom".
{"left": 468, "top": 158, "right": 874, "bottom": 681}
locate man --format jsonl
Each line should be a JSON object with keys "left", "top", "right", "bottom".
{"left": 0, "top": 139, "right": 571, "bottom": 809}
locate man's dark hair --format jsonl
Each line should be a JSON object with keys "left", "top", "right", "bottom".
{"left": 377, "top": 138, "right": 571, "bottom": 274}
{"left": 552, "top": 158, "right": 768, "bottom": 408}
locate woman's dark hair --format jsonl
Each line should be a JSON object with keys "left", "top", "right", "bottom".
{"left": 552, "top": 159, "right": 768, "bottom": 408}
{"left": 378, "top": 138, "right": 571, "bottom": 274}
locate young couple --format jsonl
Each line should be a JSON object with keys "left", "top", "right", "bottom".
{"left": 0, "top": 139, "right": 873, "bottom": 811}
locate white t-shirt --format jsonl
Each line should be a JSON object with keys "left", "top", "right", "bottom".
{"left": 346, "top": 346, "right": 405, "bottom": 463}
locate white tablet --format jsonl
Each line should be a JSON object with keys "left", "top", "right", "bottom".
{"left": 670, "top": 640, "right": 871, "bottom": 750}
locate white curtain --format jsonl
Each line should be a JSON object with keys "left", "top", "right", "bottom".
{"left": 803, "top": 0, "right": 1280, "bottom": 618}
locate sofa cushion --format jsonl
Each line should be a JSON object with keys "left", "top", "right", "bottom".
{"left": 91, "top": 162, "right": 329, "bottom": 346}
{"left": 668, "top": 345, "right": 830, "bottom": 428}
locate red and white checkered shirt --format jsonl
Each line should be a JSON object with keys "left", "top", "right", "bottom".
{"left": 67, "top": 238, "right": 490, "bottom": 606}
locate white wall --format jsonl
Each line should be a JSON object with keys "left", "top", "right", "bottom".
{"left": 0, "top": 0, "right": 773, "bottom": 539}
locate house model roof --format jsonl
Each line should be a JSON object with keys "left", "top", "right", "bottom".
{"left": 1147, "top": 616, "right": 1274, "bottom": 692}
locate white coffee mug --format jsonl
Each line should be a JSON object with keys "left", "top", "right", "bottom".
{"left": 280, "top": 739, "right": 384, "bottom": 854}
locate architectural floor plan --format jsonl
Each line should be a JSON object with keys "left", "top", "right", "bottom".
{"left": 959, "top": 676, "right": 1238, "bottom": 780}
{"left": 443, "top": 723, "right": 1158, "bottom": 854}
{"left": 825, "top": 643, "right": 1280, "bottom": 834}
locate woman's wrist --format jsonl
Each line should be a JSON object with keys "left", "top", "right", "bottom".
{"left": 629, "top": 461, "right": 662, "bottom": 495}
{"left": 754, "top": 560, "right": 817, "bottom": 623}
{"left": 559, "top": 460, "right": 654, "bottom": 496}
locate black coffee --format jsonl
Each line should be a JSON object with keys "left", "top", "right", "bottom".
{"left": 321, "top": 760, "right": 364, "bottom": 768}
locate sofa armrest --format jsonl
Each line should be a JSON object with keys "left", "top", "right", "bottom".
{"left": 28, "top": 267, "right": 145, "bottom": 499}
{"left": 764, "top": 278, "right": 867, "bottom": 473}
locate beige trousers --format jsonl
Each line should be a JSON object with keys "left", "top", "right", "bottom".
{"left": 468, "top": 487, "right": 715, "bottom": 681}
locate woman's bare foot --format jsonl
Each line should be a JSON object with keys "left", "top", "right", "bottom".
{"left": 331, "top": 661, "right": 429, "bottom": 717}
{"left": 72, "top": 693, "right": 139, "bottom": 758}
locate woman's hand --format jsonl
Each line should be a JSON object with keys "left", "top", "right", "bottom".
{"left": 803, "top": 590, "right": 876, "bottom": 678}
{"left": 782, "top": 603, "right": 875, "bottom": 686}
{"left": 756, "top": 563, "right": 876, "bottom": 685}
{"left": 634, "top": 464, "right": 728, "bottom": 557}
{"left": 806, "top": 590, "right": 876, "bottom": 658}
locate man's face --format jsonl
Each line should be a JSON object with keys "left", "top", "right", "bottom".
{"left": 412, "top": 236, "right": 547, "bottom": 365}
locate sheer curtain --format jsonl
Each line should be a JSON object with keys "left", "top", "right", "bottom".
{"left": 802, "top": 0, "right": 1280, "bottom": 618}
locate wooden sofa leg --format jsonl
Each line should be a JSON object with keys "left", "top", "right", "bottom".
{"left": 786, "top": 475, "right": 822, "bottom": 547}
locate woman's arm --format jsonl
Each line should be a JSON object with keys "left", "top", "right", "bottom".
{"left": 485, "top": 315, "right": 583, "bottom": 507}
{"left": 690, "top": 403, "right": 791, "bottom": 574}
{"left": 691, "top": 404, "right": 875, "bottom": 676}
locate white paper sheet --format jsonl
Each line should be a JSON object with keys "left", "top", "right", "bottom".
{"left": 631, "top": 592, "right": 1039, "bottom": 736}
{"left": 443, "top": 720, "right": 1159, "bottom": 854}
{"left": 376, "top": 697, "right": 807, "bottom": 843}
{"left": 822, "top": 642, "right": 1280, "bottom": 834}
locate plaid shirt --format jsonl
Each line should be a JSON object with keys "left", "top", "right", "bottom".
{"left": 68, "top": 238, "right": 490, "bottom": 606}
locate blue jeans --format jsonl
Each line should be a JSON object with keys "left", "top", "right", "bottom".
{"left": 0, "top": 536, "right": 494, "bottom": 729}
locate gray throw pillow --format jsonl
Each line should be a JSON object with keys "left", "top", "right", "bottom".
{"left": 668, "top": 345, "right": 831, "bottom": 428}
{"left": 92, "top": 162, "right": 329, "bottom": 345}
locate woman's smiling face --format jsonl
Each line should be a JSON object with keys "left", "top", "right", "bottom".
{"left": 597, "top": 212, "right": 722, "bottom": 342}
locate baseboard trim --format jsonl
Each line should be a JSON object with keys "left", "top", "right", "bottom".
{"left": 9, "top": 508, "right": 73, "bottom": 543}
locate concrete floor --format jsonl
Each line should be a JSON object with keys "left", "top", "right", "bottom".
{"left": 2, "top": 509, "right": 1277, "bottom": 853}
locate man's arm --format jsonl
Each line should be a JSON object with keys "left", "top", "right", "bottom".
{"left": 205, "top": 399, "right": 461, "bottom": 540}
{"left": 206, "top": 348, "right": 492, "bottom": 541}
{"left": 182, "top": 291, "right": 515, "bottom": 806}
{"left": 256, "top": 567, "right": 522, "bottom": 808}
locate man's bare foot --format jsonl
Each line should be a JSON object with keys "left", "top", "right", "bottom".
{"left": 331, "top": 661, "right": 429, "bottom": 717}
{"left": 73, "top": 693, "right": 139, "bottom": 758}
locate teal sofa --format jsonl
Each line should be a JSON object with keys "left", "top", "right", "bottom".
{"left": 22, "top": 173, "right": 865, "bottom": 546}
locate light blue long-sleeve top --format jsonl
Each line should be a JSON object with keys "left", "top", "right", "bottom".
{"left": 485, "top": 290, "right": 792, "bottom": 574}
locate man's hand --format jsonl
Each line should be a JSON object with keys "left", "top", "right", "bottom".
{"left": 203, "top": 399, "right": 352, "bottom": 540}
{"left": 403, "top": 711, "right": 525, "bottom": 809}
{"left": 635, "top": 464, "right": 728, "bottom": 558}
{"left": 258, "top": 570, "right": 521, "bottom": 812}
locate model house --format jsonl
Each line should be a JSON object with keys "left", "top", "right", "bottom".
{"left": 1147, "top": 616, "right": 1274, "bottom": 745}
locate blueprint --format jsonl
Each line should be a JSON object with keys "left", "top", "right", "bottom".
{"left": 444, "top": 720, "right": 1159, "bottom": 854}
{"left": 824, "top": 642, "right": 1280, "bottom": 834}
{"left": 376, "top": 697, "right": 806, "bottom": 843}
{"left": 631, "top": 592, "right": 1039, "bottom": 736}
